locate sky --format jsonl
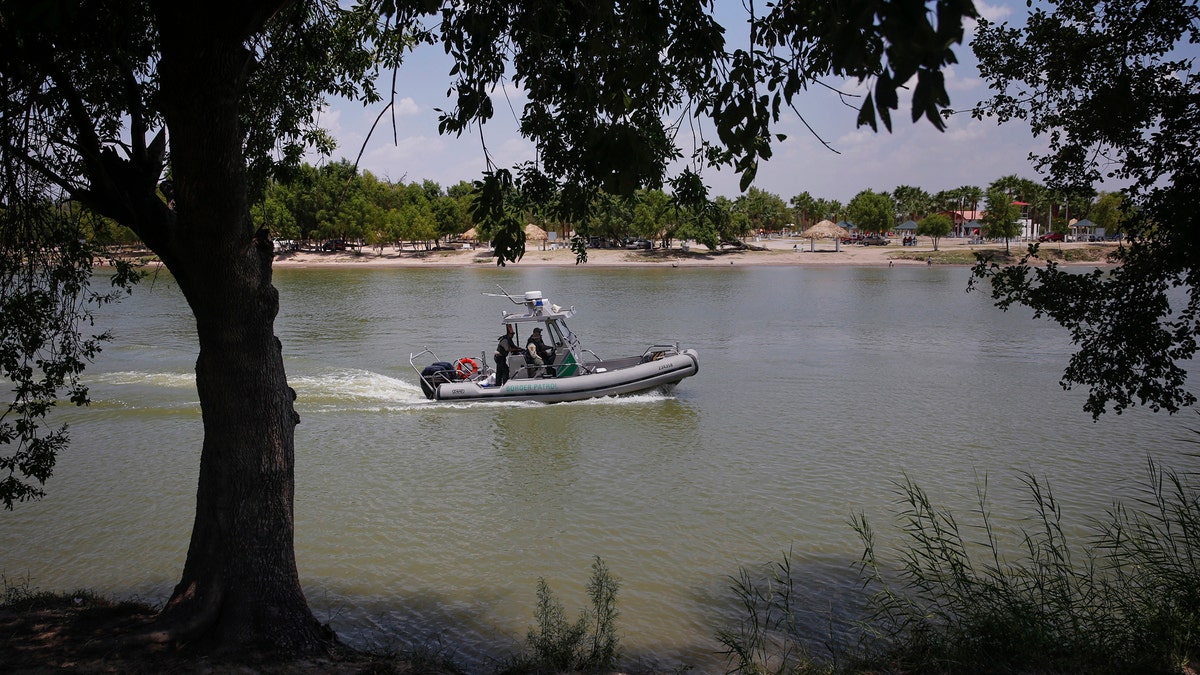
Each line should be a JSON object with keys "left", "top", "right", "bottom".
{"left": 316, "top": 0, "right": 1066, "bottom": 204}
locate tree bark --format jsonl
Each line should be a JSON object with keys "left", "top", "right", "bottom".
{"left": 142, "top": 1, "right": 328, "bottom": 652}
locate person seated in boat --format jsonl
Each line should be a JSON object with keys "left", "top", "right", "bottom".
{"left": 526, "top": 327, "right": 556, "bottom": 376}
{"left": 494, "top": 323, "right": 523, "bottom": 385}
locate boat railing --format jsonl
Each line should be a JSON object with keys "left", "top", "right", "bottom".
{"left": 641, "top": 343, "right": 682, "bottom": 361}
{"left": 408, "top": 348, "right": 435, "bottom": 378}
{"left": 410, "top": 348, "right": 494, "bottom": 384}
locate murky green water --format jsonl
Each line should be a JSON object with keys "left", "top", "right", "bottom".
{"left": 1, "top": 265, "right": 1193, "bottom": 671}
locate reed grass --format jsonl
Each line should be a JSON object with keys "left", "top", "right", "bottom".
{"left": 715, "top": 553, "right": 834, "bottom": 675}
{"left": 721, "top": 460, "right": 1200, "bottom": 674}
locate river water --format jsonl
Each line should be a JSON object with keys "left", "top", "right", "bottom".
{"left": 1, "top": 265, "right": 1195, "bottom": 671}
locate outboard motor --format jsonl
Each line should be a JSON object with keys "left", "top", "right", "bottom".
{"left": 418, "top": 361, "right": 457, "bottom": 399}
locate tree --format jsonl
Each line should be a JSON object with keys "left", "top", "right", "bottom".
{"left": 631, "top": 189, "right": 674, "bottom": 244}
{"left": 847, "top": 189, "right": 894, "bottom": 233}
{"left": 982, "top": 188, "right": 1021, "bottom": 254}
{"left": 917, "top": 213, "right": 953, "bottom": 251}
{"left": 1088, "top": 191, "right": 1127, "bottom": 237}
{"left": 251, "top": 188, "right": 300, "bottom": 242}
{"left": 0, "top": 0, "right": 395, "bottom": 651}
{"left": 961, "top": 185, "right": 983, "bottom": 214}
{"left": 969, "top": 0, "right": 1199, "bottom": 418}
{"left": 892, "top": 184, "right": 932, "bottom": 221}
{"left": 0, "top": 201, "right": 140, "bottom": 508}
{"left": 735, "top": 187, "right": 790, "bottom": 235}
{"left": 674, "top": 193, "right": 722, "bottom": 251}
{"left": 717, "top": 196, "right": 753, "bottom": 244}
{"left": 0, "top": 0, "right": 977, "bottom": 657}
{"left": 790, "top": 191, "right": 816, "bottom": 229}
{"left": 418, "top": 0, "right": 975, "bottom": 261}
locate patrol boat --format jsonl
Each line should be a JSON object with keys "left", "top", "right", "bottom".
{"left": 410, "top": 289, "right": 699, "bottom": 403}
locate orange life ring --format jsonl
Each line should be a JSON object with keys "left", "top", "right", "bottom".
{"left": 454, "top": 357, "right": 479, "bottom": 379}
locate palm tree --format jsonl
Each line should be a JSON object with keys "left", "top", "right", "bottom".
{"left": 790, "top": 191, "right": 816, "bottom": 229}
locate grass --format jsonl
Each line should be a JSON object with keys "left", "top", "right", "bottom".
{"left": 499, "top": 556, "right": 622, "bottom": 674}
{"left": 889, "top": 242, "right": 1118, "bottom": 265}
{"left": 718, "top": 459, "right": 1200, "bottom": 674}
{"left": 1, "top": 573, "right": 107, "bottom": 611}
{"left": 890, "top": 248, "right": 1002, "bottom": 264}
{"left": 716, "top": 554, "right": 835, "bottom": 675}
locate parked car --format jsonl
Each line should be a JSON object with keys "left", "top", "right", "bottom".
{"left": 860, "top": 235, "right": 890, "bottom": 246}
{"left": 625, "top": 239, "right": 652, "bottom": 250}
{"left": 1038, "top": 232, "right": 1064, "bottom": 242}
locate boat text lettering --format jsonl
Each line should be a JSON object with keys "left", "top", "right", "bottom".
{"left": 506, "top": 382, "right": 559, "bottom": 392}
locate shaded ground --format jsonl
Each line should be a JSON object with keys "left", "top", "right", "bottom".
{"left": 0, "top": 594, "right": 430, "bottom": 674}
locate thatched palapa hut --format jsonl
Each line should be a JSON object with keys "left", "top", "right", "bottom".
{"left": 525, "top": 223, "right": 549, "bottom": 250}
{"left": 799, "top": 219, "right": 850, "bottom": 252}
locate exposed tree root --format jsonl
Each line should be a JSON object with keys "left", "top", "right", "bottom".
{"left": 130, "top": 580, "right": 222, "bottom": 647}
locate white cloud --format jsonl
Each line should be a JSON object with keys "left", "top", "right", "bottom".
{"left": 312, "top": 104, "right": 342, "bottom": 135}
{"left": 488, "top": 80, "right": 528, "bottom": 105}
{"left": 358, "top": 135, "right": 446, "bottom": 178}
{"left": 973, "top": 0, "right": 1016, "bottom": 24}
{"left": 394, "top": 97, "right": 419, "bottom": 116}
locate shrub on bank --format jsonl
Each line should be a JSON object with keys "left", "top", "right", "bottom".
{"left": 719, "top": 460, "right": 1200, "bottom": 674}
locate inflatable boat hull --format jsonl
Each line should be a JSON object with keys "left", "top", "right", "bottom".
{"left": 429, "top": 349, "right": 699, "bottom": 403}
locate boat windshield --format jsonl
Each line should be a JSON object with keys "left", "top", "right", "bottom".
{"left": 543, "top": 321, "right": 568, "bottom": 348}
{"left": 505, "top": 318, "right": 570, "bottom": 346}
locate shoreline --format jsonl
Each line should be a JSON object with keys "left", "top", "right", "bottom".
{"left": 269, "top": 238, "right": 1118, "bottom": 269}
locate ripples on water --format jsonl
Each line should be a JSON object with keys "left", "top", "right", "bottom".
{"left": 1, "top": 266, "right": 1196, "bottom": 672}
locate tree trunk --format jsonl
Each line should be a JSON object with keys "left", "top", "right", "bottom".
{"left": 144, "top": 3, "right": 328, "bottom": 652}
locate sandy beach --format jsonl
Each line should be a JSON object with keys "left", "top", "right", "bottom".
{"left": 270, "top": 237, "right": 1117, "bottom": 268}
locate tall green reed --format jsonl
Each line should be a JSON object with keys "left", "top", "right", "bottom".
{"left": 721, "top": 460, "right": 1200, "bottom": 674}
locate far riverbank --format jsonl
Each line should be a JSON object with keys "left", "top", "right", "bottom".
{"left": 270, "top": 237, "right": 1118, "bottom": 268}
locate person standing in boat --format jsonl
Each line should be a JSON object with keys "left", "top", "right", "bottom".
{"left": 526, "top": 327, "right": 555, "bottom": 376}
{"left": 494, "top": 323, "right": 522, "bottom": 385}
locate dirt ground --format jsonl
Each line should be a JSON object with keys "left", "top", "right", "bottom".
{"left": 0, "top": 595, "right": 424, "bottom": 674}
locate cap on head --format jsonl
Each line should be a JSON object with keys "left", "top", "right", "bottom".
{"left": 532, "top": 327, "right": 542, "bottom": 333}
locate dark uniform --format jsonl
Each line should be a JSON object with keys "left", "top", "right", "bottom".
{"left": 495, "top": 327, "right": 521, "bottom": 385}
{"left": 526, "top": 328, "right": 555, "bottom": 376}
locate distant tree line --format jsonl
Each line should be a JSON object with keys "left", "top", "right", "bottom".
{"left": 248, "top": 162, "right": 797, "bottom": 251}
{"left": 243, "top": 161, "right": 1128, "bottom": 254}
{"left": 81, "top": 160, "right": 1131, "bottom": 255}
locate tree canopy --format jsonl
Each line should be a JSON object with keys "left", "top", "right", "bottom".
{"left": 917, "top": 213, "right": 953, "bottom": 250}
{"left": 969, "top": 0, "right": 1200, "bottom": 418}
{"left": 981, "top": 188, "right": 1021, "bottom": 253}
{"left": 391, "top": 0, "right": 976, "bottom": 263}
{"left": 847, "top": 189, "right": 894, "bottom": 233}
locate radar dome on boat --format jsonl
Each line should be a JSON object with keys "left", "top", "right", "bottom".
{"left": 523, "top": 291, "right": 551, "bottom": 311}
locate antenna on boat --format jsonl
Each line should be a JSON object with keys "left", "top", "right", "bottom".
{"left": 482, "top": 284, "right": 525, "bottom": 304}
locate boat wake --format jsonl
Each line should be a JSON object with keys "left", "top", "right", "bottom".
{"left": 84, "top": 368, "right": 678, "bottom": 414}
{"left": 91, "top": 370, "right": 196, "bottom": 389}
{"left": 294, "top": 370, "right": 680, "bottom": 412}
{"left": 289, "top": 369, "right": 428, "bottom": 411}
